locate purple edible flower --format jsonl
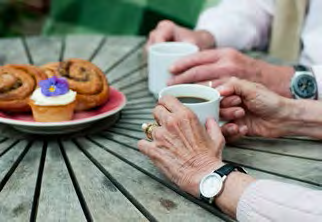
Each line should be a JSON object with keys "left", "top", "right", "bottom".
{"left": 39, "top": 76, "right": 69, "bottom": 97}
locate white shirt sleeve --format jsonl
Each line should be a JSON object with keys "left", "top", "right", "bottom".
{"left": 312, "top": 66, "right": 322, "bottom": 100}
{"left": 196, "top": 0, "right": 274, "bottom": 50}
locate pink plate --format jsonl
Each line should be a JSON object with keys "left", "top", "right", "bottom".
{"left": 0, "top": 88, "right": 126, "bottom": 134}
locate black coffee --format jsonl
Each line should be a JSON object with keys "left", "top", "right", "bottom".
{"left": 176, "top": 96, "right": 208, "bottom": 104}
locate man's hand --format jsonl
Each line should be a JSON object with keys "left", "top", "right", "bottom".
{"left": 146, "top": 20, "right": 216, "bottom": 50}
{"left": 169, "top": 49, "right": 294, "bottom": 98}
{"left": 218, "top": 77, "right": 294, "bottom": 141}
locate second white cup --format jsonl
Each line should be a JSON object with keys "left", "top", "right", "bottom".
{"left": 159, "top": 84, "right": 221, "bottom": 125}
{"left": 148, "top": 42, "right": 199, "bottom": 97}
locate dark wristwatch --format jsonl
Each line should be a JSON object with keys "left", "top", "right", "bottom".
{"left": 290, "top": 65, "right": 318, "bottom": 99}
{"left": 199, "top": 164, "right": 247, "bottom": 204}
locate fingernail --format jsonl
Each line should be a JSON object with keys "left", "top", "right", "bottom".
{"left": 231, "top": 98, "right": 241, "bottom": 106}
{"left": 239, "top": 125, "right": 248, "bottom": 134}
{"left": 234, "top": 109, "right": 244, "bottom": 118}
{"left": 228, "top": 126, "right": 236, "bottom": 134}
{"left": 167, "top": 78, "right": 174, "bottom": 85}
{"left": 216, "top": 85, "right": 226, "bottom": 92}
{"left": 169, "top": 65, "right": 176, "bottom": 72}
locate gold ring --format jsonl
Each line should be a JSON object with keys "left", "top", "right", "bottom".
{"left": 142, "top": 122, "right": 159, "bottom": 140}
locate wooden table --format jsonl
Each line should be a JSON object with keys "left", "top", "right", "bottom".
{"left": 0, "top": 35, "right": 321, "bottom": 222}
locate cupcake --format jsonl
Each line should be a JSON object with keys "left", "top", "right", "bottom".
{"left": 29, "top": 76, "right": 77, "bottom": 122}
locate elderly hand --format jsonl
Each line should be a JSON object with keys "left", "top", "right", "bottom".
{"left": 169, "top": 49, "right": 294, "bottom": 98}
{"left": 138, "top": 95, "right": 225, "bottom": 197}
{"left": 218, "top": 77, "right": 294, "bottom": 141}
{"left": 146, "top": 20, "right": 215, "bottom": 50}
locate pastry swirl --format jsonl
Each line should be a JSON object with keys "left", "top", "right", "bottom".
{"left": 42, "top": 59, "right": 109, "bottom": 111}
{"left": 0, "top": 65, "right": 47, "bottom": 112}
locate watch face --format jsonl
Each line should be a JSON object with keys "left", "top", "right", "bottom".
{"left": 200, "top": 173, "right": 223, "bottom": 198}
{"left": 294, "top": 74, "right": 317, "bottom": 99}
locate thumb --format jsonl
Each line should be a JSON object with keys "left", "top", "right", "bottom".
{"left": 205, "top": 118, "right": 222, "bottom": 141}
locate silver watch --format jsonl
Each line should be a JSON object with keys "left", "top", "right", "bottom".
{"left": 290, "top": 65, "right": 318, "bottom": 99}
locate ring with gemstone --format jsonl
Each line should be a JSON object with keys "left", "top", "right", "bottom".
{"left": 142, "top": 122, "right": 159, "bottom": 140}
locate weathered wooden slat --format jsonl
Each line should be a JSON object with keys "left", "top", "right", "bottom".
{"left": 0, "top": 38, "right": 29, "bottom": 64}
{"left": 76, "top": 137, "right": 226, "bottom": 222}
{"left": 126, "top": 97, "right": 156, "bottom": 106}
{"left": 25, "top": 36, "right": 62, "bottom": 66}
{"left": 0, "top": 141, "right": 43, "bottom": 221}
{"left": 0, "top": 139, "right": 18, "bottom": 157}
{"left": 64, "top": 35, "right": 105, "bottom": 60}
{"left": 91, "top": 36, "right": 144, "bottom": 73}
{"left": 61, "top": 140, "right": 148, "bottom": 222}
{"left": 108, "top": 50, "right": 146, "bottom": 84}
{"left": 232, "top": 137, "right": 322, "bottom": 160}
{"left": 36, "top": 141, "right": 86, "bottom": 222}
{"left": 224, "top": 146, "right": 322, "bottom": 186}
{"left": 122, "top": 109, "right": 153, "bottom": 115}
{"left": 0, "top": 141, "right": 29, "bottom": 183}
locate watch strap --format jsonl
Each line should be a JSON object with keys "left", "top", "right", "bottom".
{"left": 214, "top": 163, "right": 247, "bottom": 177}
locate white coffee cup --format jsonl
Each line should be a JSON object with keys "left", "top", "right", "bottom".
{"left": 148, "top": 42, "right": 199, "bottom": 97}
{"left": 159, "top": 84, "right": 221, "bottom": 125}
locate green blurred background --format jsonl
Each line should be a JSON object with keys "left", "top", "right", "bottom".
{"left": 0, "top": 0, "right": 220, "bottom": 37}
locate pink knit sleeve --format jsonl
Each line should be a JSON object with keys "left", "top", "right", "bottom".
{"left": 237, "top": 180, "right": 322, "bottom": 222}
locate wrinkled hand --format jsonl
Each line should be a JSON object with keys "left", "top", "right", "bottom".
{"left": 168, "top": 49, "right": 259, "bottom": 86}
{"left": 169, "top": 48, "right": 294, "bottom": 98}
{"left": 218, "top": 77, "right": 292, "bottom": 141}
{"left": 146, "top": 20, "right": 215, "bottom": 50}
{"left": 138, "top": 96, "right": 225, "bottom": 197}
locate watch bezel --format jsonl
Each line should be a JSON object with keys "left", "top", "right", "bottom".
{"left": 199, "top": 173, "right": 223, "bottom": 198}
{"left": 291, "top": 71, "right": 317, "bottom": 99}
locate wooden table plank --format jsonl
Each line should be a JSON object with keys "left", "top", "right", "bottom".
{"left": 64, "top": 35, "right": 105, "bottom": 61}
{"left": 0, "top": 139, "right": 19, "bottom": 157}
{"left": 0, "top": 141, "right": 29, "bottom": 184}
{"left": 0, "top": 141, "right": 43, "bottom": 221}
{"left": 61, "top": 140, "right": 148, "bottom": 222}
{"left": 76, "top": 137, "right": 225, "bottom": 222}
{"left": 0, "top": 38, "right": 29, "bottom": 64}
{"left": 25, "top": 36, "right": 63, "bottom": 66}
{"left": 223, "top": 146, "right": 322, "bottom": 186}
{"left": 232, "top": 137, "right": 322, "bottom": 160}
{"left": 91, "top": 36, "right": 144, "bottom": 73}
{"left": 36, "top": 141, "right": 87, "bottom": 222}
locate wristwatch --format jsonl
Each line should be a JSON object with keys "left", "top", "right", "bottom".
{"left": 290, "top": 65, "right": 318, "bottom": 99}
{"left": 199, "top": 164, "right": 247, "bottom": 204}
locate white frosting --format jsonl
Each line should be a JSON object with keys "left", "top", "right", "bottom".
{"left": 30, "top": 88, "right": 77, "bottom": 106}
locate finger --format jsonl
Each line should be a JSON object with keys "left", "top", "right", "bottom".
{"left": 221, "top": 124, "right": 248, "bottom": 143}
{"left": 158, "top": 95, "right": 187, "bottom": 113}
{"left": 220, "top": 107, "right": 245, "bottom": 120}
{"left": 217, "top": 77, "right": 257, "bottom": 99}
{"left": 197, "top": 78, "right": 230, "bottom": 89}
{"left": 153, "top": 20, "right": 176, "bottom": 43}
{"left": 220, "top": 95, "right": 242, "bottom": 108}
{"left": 153, "top": 105, "right": 171, "bottom": 126}
{"left": 205, "top": 118, "right": 222, "bottom": 141}
{"left": 169, "top": 50, "right": 220, "bottom": 74}
{"left": 138, "top": 139, "right": 155, "bottom": 156}
{"left": 168, "top": 63, "right": 226, "bottom": 85}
